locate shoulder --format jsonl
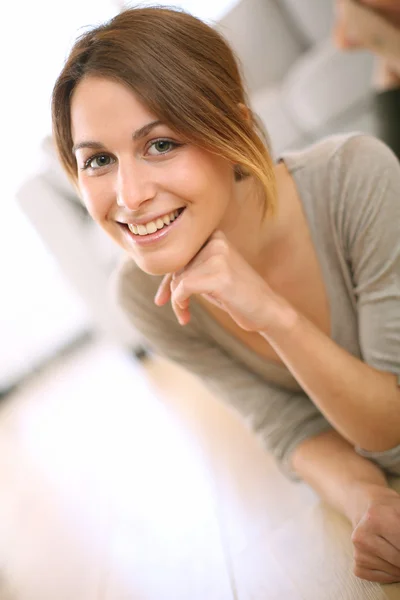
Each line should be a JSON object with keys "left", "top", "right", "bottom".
{"left": 283, "top": 133, "right": 400, "bottom": 246}
{"left": 280, "top": 132, "right": 399, "bottom": 180}
{"left": 328, "top": 135, "right": 400, "bottom": 259}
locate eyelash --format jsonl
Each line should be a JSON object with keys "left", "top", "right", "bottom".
{"left": 80, "top": 138, "right": 181, "bottom": 172}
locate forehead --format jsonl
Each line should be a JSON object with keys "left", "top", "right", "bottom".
{"left": 70, "top": 76, "right": 157, "bottom": 141}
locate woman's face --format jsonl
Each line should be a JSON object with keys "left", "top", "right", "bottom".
{"left": 70, "top": 75, "right": 238, "bottom": 275}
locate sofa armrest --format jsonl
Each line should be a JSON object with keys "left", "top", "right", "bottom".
{"left": 16, "top": 175, "right": 142, "bottom": 348}
{"left": 282, "top": 41, "right": 375, "bottom": 134}
{"left": 216, "top": 0, "right": 306, "bottom": 93}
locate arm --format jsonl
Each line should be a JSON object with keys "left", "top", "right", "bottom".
{"left": 112, "top": 257, "right": 334, "bottom": 482}
{"left": 260, "top": 136, "right": 400, "bottom": 453}
{"left": 115, "top": 259, "right": 398, "bottom": 517}
{"left": 290, "top": 429, "right": 389, "bottom": 526}
{"left": 291, "top": 430, "right": 400, "bottom": 585}
{"left": 114, "top": 250, "right": 400, "bottom": 583}
{"left": 261, "top": 313, "right": 400, "bottom": 452}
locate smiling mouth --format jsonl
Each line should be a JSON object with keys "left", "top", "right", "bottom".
{"left": 123, "top": 207, "right": 185, "bottom": 236}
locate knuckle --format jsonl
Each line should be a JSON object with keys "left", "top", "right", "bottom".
{"left": 211, "top": 254, "right": 227, "bottom": 271}
{"left": 365, "top": 505, "right": 380, "bottom": 522}
{"left": 351, "top": 528, "right": 365, "bottom": 545}
{"left": 363, "top": 507, "right": 383, "bottom": 532}
{"left": 351, "top": 532, "right": 371, "bottom": 551}
{"left": 221, "top": 272, "right": 232, "bottom": 288}
{"left": 212, "top": 238, "right": 229, "bottom": 254}
{"left": 177, "top": 279, "right": 188, "bottom": 295}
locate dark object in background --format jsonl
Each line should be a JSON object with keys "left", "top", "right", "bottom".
{"left": 374, "top": 87, "right": 400, "bottom": 160}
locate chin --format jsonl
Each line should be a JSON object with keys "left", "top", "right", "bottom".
{"left": 128, "top": 250, "right": 195, "bottom": 277}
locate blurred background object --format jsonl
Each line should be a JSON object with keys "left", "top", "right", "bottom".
{"left": 0, "top": 0, "right": 385, "bottom": 393}
{"left": 333, "top": 0, "right": 400, "bottom": 158}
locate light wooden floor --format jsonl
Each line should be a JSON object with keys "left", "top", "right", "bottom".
{"left": 0, "top": 340, "right": 399, "bottom": 600}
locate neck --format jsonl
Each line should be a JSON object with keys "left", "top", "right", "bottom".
{"left": 220, "top": 162, "right": 292, "bottom": 276}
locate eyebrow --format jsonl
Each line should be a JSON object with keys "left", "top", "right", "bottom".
{"left": 72, "top": 120, "right": 163, "bottom": 154}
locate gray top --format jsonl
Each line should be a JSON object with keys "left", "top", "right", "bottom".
{"left": 112, "top": 133, "right": 400, "bottom": 481}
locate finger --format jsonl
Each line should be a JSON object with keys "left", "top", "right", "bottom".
{"left": 355, "top": 550, "right": 400, "bottom": 578}
{"left": 171, "top": 293, "right": 191, "bottom": 326}
{"left": 354, "top": 565, "right": 400, "bottom": 584}
{"left": 354, "top": 531, "right": 400, "bottom": 568}
{"left": 154, "top": 273, "right": 173, "bottom": 306}
{"left": 377, "top": 532, "right": 400, "bottom": 563}
{"left": 172, "top": 273, "right": 221, "bottom": 309}
{"left": 171, "top": 273, "right": 220, "bottom": 325}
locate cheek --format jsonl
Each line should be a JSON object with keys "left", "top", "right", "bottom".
{"left": 172, "top": 152, "right": 233, "bottom": 206}
{"left": 79, "top": 179, "right": 111, "bottom": 222}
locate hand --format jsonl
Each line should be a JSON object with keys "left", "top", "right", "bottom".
{"left": 351, "top": 483, "right": 400, "bottom": 583}
{"left": 154, "top": 230, "right": 296, "bottom": 332}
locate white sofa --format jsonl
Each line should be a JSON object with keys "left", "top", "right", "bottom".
{"left": 16, "top": 0, "right": 377, "bottom": 352}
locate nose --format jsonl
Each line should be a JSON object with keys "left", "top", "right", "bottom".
{"left": 116, "top": 158, "right": 156, "bottom": 210}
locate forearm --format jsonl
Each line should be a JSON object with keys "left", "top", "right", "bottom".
{"left": 291, "top": 429, "right": 389, "bottom": 526}
{"left": 261, "top": 308, "right": 400, "bottom": 451}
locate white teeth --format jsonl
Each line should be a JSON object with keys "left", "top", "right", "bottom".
{"left": 145, "top": 222, "right": 157, "bottom": 234}
{"left": 128, "top": 209, "right": 183, "bottom": 236}
{"left": 128, "top": 224, "right": 138, "bottom": 235}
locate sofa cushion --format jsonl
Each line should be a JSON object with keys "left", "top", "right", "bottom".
{"left": 282, "top": 40, "right": 374, "bottom": 134}
{"left": 39, "top": 136, "right": 88, "bottom": 216}
{"left": 250, "top": 85, "right": 312, "bottom": 156}
{"left": 314, "top": 104, "right": 378, "bottom": 141}
{"left": 217, "top": 0, "right": 305, "bottom": 92}
{"left": 279, "top": 0, "right": 335, "bottom": 46}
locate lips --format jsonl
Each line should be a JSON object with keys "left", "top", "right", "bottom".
{"left": 121, "top": 207, "right": 186, "bottom": 246}
{"left": 127, "top": 208, "right": 184, "bottom": 236}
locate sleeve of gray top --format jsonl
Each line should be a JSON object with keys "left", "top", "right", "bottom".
{"left": 335, "top": 135, "right": 400, "bottom": 475}
{"left": 112, "top": 260, "right": 333, "bottom": 482}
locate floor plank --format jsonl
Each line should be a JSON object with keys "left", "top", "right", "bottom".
{"left": 143, "top": 355, "right": 400, "bottom": 600}
{"left": 0, "top": 344, "right": 233, "bottom": 600}
{"left": 0, "top": 341, "right": 399, "bottom": 599}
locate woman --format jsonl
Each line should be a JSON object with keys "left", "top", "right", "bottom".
{"left": 51, "top": 7, "right": 400, "bottom": 584}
